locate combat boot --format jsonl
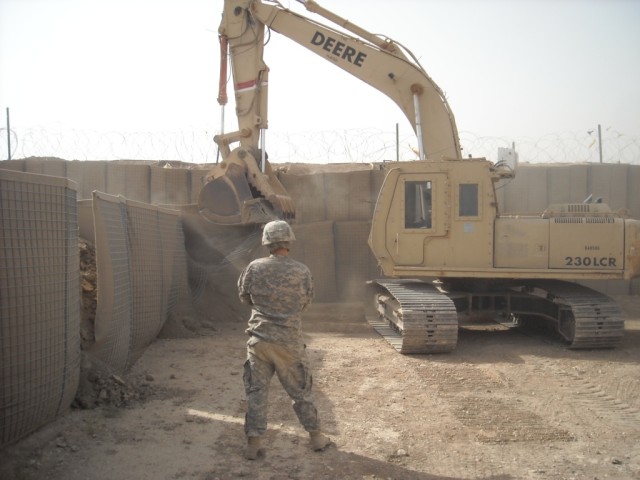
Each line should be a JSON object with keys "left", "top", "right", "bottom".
{"left": 309, "top": 431, "right": 331, "bottom": 451}
{"left": 244, "top": 436, "right": 262, "bottom": 460}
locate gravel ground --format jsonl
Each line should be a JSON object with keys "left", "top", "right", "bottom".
{"left": 1, "top": 298, "right": 639, "bottom": 480}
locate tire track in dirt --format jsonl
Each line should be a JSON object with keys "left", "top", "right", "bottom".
{"left": 523, "top": 357, "right": 640, "bottom": 429}
{"left": 422, "top": 362, "right": 574, "bottom": 444}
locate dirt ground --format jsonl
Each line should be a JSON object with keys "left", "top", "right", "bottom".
{"left": 1, "top": 297, "right": 639, "bottom": 480}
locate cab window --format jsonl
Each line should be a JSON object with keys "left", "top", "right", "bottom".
{"left": 459, "top": 183, "right": 478, "bottom": 217}
{"left": 405, "top": 181, "right": 432, "bottom": 229}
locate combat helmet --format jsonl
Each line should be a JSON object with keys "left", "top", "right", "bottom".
{"left": 262, "top": 220, "right": 296, "bottom": 246}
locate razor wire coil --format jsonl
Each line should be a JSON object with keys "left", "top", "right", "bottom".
{"left": 1, "top": 126, "right": 638, "bottom": 165}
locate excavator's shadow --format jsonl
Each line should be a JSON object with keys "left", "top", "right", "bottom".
{"left": 305, "top": 302, "right": 640, "bottom": 366}
{"left": 452, "top": 317, "right": 640, "bottom": 365}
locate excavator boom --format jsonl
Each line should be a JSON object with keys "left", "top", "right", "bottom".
{"left": 198, "top": 0, "right": 462, "bottom": 225}
{"left": 253, "top": 0, "right": 462, "bottom": 160}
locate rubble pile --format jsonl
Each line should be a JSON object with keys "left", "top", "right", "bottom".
{"left": 73, "top": 355, "right": 157, "bottom": 410}
{"left": 79, "top": 239, "right": 97, "bottom": 350}
{"left": 75, "top": 239, "right": 157, "bottom": 410}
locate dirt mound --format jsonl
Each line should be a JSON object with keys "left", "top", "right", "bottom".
{"left": 76, "top": 239, "right": 158, "bottom": 410}
{"left": 73, "top": 353, "right": 158, "bottom": 410}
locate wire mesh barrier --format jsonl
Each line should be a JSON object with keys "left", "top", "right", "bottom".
{"left": 1, "top": 126, "right": 638, "bottom": 164}
{"left": 89, "top": 193, "right": 189, "bottom": 372}
{"left": 0, "top": 169, "right": 80, "bottom": 447}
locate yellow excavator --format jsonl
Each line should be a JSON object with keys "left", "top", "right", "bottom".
{"left": 199, "top": 0, "right": 640, "bottom": 353}
{"left": 199, "top": 0, "right": 461, "bottom": 225}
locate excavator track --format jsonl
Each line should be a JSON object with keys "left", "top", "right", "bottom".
{"left": 514, "top": 280, "right": 625, "bottom": 349}
{"left": 366, "top": 280, "right": 458, "bottom": 354}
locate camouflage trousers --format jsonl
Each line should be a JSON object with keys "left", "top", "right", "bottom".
{"left": 243, "top": 336, "right": 320, "bottom": 437}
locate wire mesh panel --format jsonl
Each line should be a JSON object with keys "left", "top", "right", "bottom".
{"left": 280, "top": 173, "right": 327, "bottom": 223}
{"left": 334, "top": 221, "right": 381, "bottom": 302}
{"left": 90, "top": 192, "right": 189, "bottom": 371}
{"left": 126, "top": 201, "right": 166, "bottom": 366}
{"left": 150, "top": 166, "right": 191, "bottom": 205}
{"left": 23, "top": 158, "right": 67, "bottom": 178}
{"left": 90, "top": 193, "right": 132, "bottom": 371}
{"left": 0, "top": 169, "right": 80, "bottom": 447}
{"left": 157, "top": 209, "right": 189, "bottom": 317}
{"left": 0, "top": 160, "right": 26, "bottom": 172}
{"left": 290, "top": 221, "right": 337, "bottom": 302}
{"left": 189, "top": 168, "right": 211, "bottom": 204}
{"left": 546, "top": 164, "right": 589, "bottom": 204}
{"left": 628, "top": 167, "right": 640, "bottom": 220}
{"left": 324, "top": 171, "right": 375, "bottom": 221}
{"left": 106, "top": 163, "right": 151, "bottom": 203}
{"left": 77, "top": 199, "right": 95, "bottom": 244}
{"left": 65, "top": 160, "right": 109, "bottom": 201}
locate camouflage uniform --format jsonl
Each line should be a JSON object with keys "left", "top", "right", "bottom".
{"left": 238, "top": 254, "right": 320, "bottom": 438}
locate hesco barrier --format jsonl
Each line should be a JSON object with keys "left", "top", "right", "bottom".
{"left": 1, "top": 159, "right": 637, "bottom": 302}
{"left": 1, "top": 159, "right": 638, "bottom": 218}
{"left": 0, "top": 169, "right": 80, "bottom": 447}
{"left": 0, "top": 159, "right": 211, "bottom": 204}
{"left": 280, "top": 170, "right": 387, "bottom": 223}
{"left": 89, "top": 192, "right": 189, "bottom": 371}
{"left": 288, "top": 220, "right": 380, "bottom": 302}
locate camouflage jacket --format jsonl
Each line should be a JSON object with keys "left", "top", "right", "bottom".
{"left": 237, "top": 254, "right": 314, "bottom": 346}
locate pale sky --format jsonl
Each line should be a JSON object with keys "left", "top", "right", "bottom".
{"left": 1, "top": 0, "right": 639, "bottom": 163}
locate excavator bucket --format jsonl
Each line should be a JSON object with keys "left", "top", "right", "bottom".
{"left": 198, "top": 147, "right": 295, "bottom": 225}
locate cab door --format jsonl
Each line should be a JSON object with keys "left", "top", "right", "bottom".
{"left": 370, "top": 169, "right": 448, "bottom": 266}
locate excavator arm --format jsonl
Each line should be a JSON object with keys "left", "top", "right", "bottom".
{"left": 198, "top": 0, "right": 462, "bottom": 225}
{"left": 199, "top": 0, "right": 294, "bottom": 224}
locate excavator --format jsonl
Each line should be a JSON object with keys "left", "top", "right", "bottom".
{"left": 198, "top": 0, "right": 640, "bottom": 353}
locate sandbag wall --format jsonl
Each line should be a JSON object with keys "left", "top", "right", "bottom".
{"left": 89, "top": 192, "right": 190, "bottom": 371}
{"left": 0, "top": 169, "right": 80, "bottom": 447}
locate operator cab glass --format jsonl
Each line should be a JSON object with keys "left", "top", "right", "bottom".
{"left": 459, "top": 183, "right": 478, "bottom": 217}
{"left": 405, "top": 180, "right": 432, "bottom": 229}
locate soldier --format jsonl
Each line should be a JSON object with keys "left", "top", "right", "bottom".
{"left": 238, "top": 220, "right": 331, "bottom": 460}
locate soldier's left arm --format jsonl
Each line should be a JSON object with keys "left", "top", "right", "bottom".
{"left": 238, "top": 265, "right": 254, "bottom": 305}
